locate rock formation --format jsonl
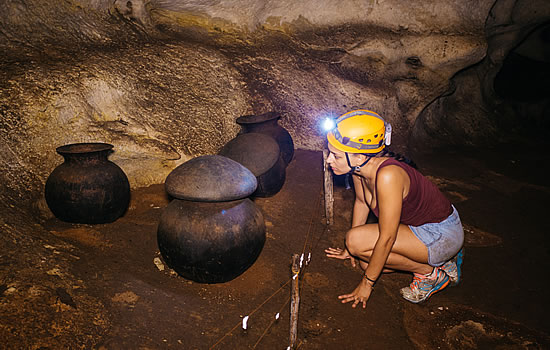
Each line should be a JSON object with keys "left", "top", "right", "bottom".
{"left": 0, "top": 0, "right": 549, "bottom": 347}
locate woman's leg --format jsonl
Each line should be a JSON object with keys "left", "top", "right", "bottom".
{"left": 357, "top": 260, "right": 395, "bottom": 273}
{"left": 345, "top": 223, "right": 433, "bottom": 275}
{"left": 346, "top": 223, "right": 452, "bottom": 303}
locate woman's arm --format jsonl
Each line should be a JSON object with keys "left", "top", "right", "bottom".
{"left": 326, "top": 175, "right": 371, "bottom": 265}
{"left": 363, "top": 166, "right": 405, "bottom": 282}
{"left": 337, "top": 167, "right": 406, "bottom": 308}
{"left": 351, "top": 174, "right": 370, "bottom": 227}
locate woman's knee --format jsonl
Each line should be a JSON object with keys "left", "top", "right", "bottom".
{"left": 345, "top": 225, "right": 377, "bottom": 256}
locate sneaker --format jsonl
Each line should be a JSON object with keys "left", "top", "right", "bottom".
{"left": 400, "top": 267, "right": 450, "bottom": 303}
{"left": 442, "top": 248, "right": 464, "bottom": 286}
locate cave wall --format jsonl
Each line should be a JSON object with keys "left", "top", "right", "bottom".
{"left": 411, "top": 0, "right": 550, "bottom": 150}
{"left": 1, "top": 0, "right": 499, "bottom": 214}
{"left": 3, "top": 0, "right": 548, "bottom": 220}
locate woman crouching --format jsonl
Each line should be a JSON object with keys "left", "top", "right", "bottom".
{"left": 324, "top": 109, "right": 464, "bottom": 308}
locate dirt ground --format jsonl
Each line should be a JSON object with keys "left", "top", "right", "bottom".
{"left": 37, "top": 148, "right": 550, "bottom": 349}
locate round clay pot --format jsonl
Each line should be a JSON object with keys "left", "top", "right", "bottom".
{"left": 44, "top": 142, "right": 130, "bottom": 224}
{"left": 158, "top": 155, "right": 266, "bottom": 283}
{"left": 157, "top": 198, "right": 266, "bottom": 284}
{"left": 219, "top": 133, "right": 286, "bottom": 197}
{"left": 236, "top": 111, "right": 294, "bottom": 165}
{"left": 165, "top": 155, "right": 257, "bottom": 202}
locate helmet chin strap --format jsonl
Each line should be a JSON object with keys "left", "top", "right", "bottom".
{"left": 344, "top": 153, "right": 371, "bottom": 189}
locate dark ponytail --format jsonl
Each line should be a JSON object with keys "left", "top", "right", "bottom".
{"left": 379, "top": 149, "right": 417, "bottom": 169}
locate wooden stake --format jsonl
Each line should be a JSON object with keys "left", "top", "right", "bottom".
{"left": 289, "top": 254, "right": 300, "bottom": 349}
{"left": 323, "top": 150, "right": 334, "bottom": 225}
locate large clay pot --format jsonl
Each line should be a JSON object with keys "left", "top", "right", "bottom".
{"left": 44, "top": 143, "right": 130, "bottom": 224}
{"left": 158, "top": 155, "right": 266, "bottom": 284}
{"left": 164, "top": 155, "right": 258, "bottom": 202}
{"left": 236, "top": 111, "right": 294, "bottom": 165}
{"left": 219, "top": 133, "right": 286, "bottom": 197}
{"left": 157, "top": 198, "right": 265, "bottom": 284}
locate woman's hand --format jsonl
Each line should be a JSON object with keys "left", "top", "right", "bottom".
{"left": 325, "top": 247, "right": 357, "bottom": 267}
{"left": 338, "top": 279, "right": 373, "bottom": 309}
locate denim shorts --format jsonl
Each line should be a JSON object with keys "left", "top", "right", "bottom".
{"left": 409, "top": 206, "right": 464, "bottom": 267}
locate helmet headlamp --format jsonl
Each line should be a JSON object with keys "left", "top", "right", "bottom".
{"left": 322, "top": 117, "right": 337, "bottom": 132}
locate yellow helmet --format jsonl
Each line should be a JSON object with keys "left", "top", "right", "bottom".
{"left": 326, "top": 109, "right": 390, "bottom": 154}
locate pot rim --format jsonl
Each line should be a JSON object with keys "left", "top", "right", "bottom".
{"left": 56, "top": 142, "right": 114, "bottom": 155}
{"left": 236, "top": 111, "right": 280, "bottom": 125}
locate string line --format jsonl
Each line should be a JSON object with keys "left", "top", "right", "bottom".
{"left": 301, "top": 190, "right": 323, "bottom": 256}
{"left": 252, "top": 295, "right": 291, "bottom": 349}
{"left": 208, "top": 278, "right": 292, "bottom": 349}
{"left": 210, "top": 180, "right": 327, "bottom": 349}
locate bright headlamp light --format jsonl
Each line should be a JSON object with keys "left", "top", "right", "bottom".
{"left": 322, "top": 117, "right": 337, "bottom": 132}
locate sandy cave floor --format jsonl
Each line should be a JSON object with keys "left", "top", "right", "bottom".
{"left": 37, "top": 148, "right": 550, "bottom": 349}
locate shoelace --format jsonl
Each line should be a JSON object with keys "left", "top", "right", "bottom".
{"left": 409, "top": 273, "right": 426, "bottom": 291}
{"left": 445, "top": 264, "right": 456, "bottom": 274}
{"left": 411, "top": 270, "right": 442, "bottom": 292}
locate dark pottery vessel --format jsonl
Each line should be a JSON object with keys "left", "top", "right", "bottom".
{"left": 219, "top": 133, "right": 286, "bottom": 197}
{"left": 157, "top": 198, "right": 266, "bottom": 284}
{"left": 45, "top": 143, "right": 130, "bottom": 224}
{"left": 165, "top": 155, "right": 257, "bottom": 202}
{"left": 158, "top": 155, "right": 266, "bottom": 284}
{"left": 236, "top": 111, "right": 294, "bottom": 165}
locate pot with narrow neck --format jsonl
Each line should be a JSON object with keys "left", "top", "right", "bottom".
{"left": 44, "top": 142, "right": 130, "bottom": 224}
{"left": 236, "top": 111, "right": 294, "bottom": 165}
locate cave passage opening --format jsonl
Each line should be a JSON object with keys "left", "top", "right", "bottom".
{"left": 493, "top": 21, "right": 550, "bottom": 139}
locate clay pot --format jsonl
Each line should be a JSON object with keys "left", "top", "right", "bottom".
{"left": 164, "top": 155, "right": 258, "bottom": 202}
{"left": 219, "top": 133, "right": 286, "bottom": 197}
{"left": 236, "top": 111, "right": 294, "bottom": 165}
{"left": 158, "top": 155, "right": 266, "bottom": 284}
{"left": 44, "top": 143, "right": 130, "bottom": 224}
{"left": 157, "top": 198, "right": 265, "bottom": 284}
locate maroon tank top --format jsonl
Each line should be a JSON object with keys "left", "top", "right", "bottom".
{"left": 371, "top": 158, "right": 452, "bottom": 226}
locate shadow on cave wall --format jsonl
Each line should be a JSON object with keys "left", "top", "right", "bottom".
{"left": 493, "top": 22, "right": 550, "bottom": 140}
{"left": 410, "top": 4, "right": 550, "bottom": 154}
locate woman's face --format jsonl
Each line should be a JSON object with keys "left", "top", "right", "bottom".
{"left": 326, "top": 143, "right": 352, "bottom": 175}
